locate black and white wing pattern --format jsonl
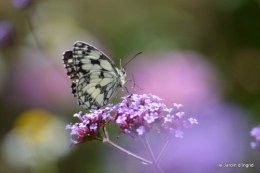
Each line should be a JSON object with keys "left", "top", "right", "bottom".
{"left": 63, "top": 41, "right": 126, "bottom": 110}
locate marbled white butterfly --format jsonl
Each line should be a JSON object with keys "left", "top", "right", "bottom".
{"left": 63, "top": 41, "right": 126, "bottom": 110}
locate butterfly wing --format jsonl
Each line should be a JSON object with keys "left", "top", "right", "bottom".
{"left": 63, "top": 50, "right": 79, "bottom": 83}
{"left": 75, "top": 71, "right": 120, "bottom": 109}
{"left": 63, "top": 42, "right": 118, "bottom": 79}
{"left": 63, "top": 41, "right": 126, "bottom": 110}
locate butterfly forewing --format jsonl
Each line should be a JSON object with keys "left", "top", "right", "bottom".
{"left": 63, "top": 51, "right": 79, "bottom": 82}
{"left": 62, "top": 41, "right": 126, "bottom": 110}
{"left": 72, "top": 42, "right": 117, "bottom": 77}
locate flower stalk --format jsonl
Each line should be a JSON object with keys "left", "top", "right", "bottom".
{"left": 103, "top": 137, "right": 152, "bottom": 165}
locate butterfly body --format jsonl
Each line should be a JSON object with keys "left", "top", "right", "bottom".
{"left": 63, "top": 41, "right": 126, "bottom": 110}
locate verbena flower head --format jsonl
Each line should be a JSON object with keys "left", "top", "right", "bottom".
{"left": 109, "top": 94, "right": 198, "bottom": 138}
{"left": 66, "top": 94, "right": 198, "bottom": 145}
{"left": 66, "top": 110, "right": 110, "bottom": 146}
{"left": 250, "top": 125, "right": 260, "bottom": 152}
{"left": 109, "top": 94, "right": 167, "bottom": 137}
{"left": 159, "top": 103, "right": 198, "bottom": 137}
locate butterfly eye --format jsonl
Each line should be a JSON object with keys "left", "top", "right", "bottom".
{"left": 122, "top": 69, "right": 126, "bottom": 75}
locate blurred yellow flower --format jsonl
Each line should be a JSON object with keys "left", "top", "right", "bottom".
{"left": 2, "top": 109, "right": 71, "bottom": 170}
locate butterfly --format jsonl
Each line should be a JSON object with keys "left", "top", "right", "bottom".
{"left": 62, "top": 41, "right": 127, "bottom": 110}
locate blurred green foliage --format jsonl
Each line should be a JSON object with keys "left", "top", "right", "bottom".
{"left": 0, "top": 0, "right": 260, "bottom": 173}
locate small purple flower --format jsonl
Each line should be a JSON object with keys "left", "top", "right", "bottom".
{"left": 65, "top": 123, "right": 72, "bottom": 129}
{"left": 144, "top": 113, "right": 155, "bottom": 123}
{"left": 66, "top": 109, "right": 109, "bottom": 146}
{"left": 150, "top": 112, "right": 158, "bottom": 119}
{"left": 164, "top": 114, "right": 175, "bottom": 122}
{"left": 250, "top": 125, "right": 260, "bottom": 152}
{"left": 129, "top": 110, "right": 138, "bottom": 118}
{"left": 102, "top": 112, "right": 111, "bottom": 119}
{"left": 175, "top": 111, "right": 185, "bottom": 118}
{"left": 251, "top": 126, "right": 260, "bottom": 141}
{"left": 136, "top": 126, "right": 146, "bottom": 135}
{"left": 116, "top": 115, "right": 127, "bottom": 124}
{"left": 124, "top": 129, "right": 131, "bottom": 134}
{"left": 73, "top": 111, "right": 82, "bottom": 118}
{"left": 163, "top": 107, "right": 173, "bottom": 113}
{"left": 188, "top": 118, "right": 199, "bottom": 124}
{"left": 149, "top": 102, "right": 160, "bottom": 111}
{"left": 175, "top": 130, "right": 184, "bottom": 138}
{"left": 90, "top": 123, "right": 98, "bottom": 130}
{"left": 251, "top": 142, "right": 258, "bottom": 149}
{"left": 160, "top": 102, "right": 197, "bottom": 135}
{"left": 149, "top": 94, "right": 163, "bottom": 102}
{"left": 79, "top": 119, "right": 89, "bottom": 128}
{"left": 251, "top": 141, "right": 260, "bottom": 152}
{"left": 105, "top": 104, "right": 113, "bottom": 110}
{"left": 139, "top": 105, "right": 148, "bottom": 112}
{"left": 173, "top": 103, "right": 183, "bottom": 109}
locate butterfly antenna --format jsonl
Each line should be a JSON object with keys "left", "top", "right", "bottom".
{"left": 130, "top": 73, "right": 143, "bottom": 90}
{"left": 124, "top": 86, "right": 130, "bottom": 95}
{"left": 123, "top": 52, "right": 142, "bottom": 68}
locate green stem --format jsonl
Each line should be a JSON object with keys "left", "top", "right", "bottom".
{"left": 103, "top": 138, "right": 152, "bottom": 165}
{"left": 102, "top": 127, "right": 109, "bottom": 139}
{"left": 156, "top": 137, "right": 172, "bottom": 163}
{"left": 140, "top": 135, "right": 164, "bottom": 173}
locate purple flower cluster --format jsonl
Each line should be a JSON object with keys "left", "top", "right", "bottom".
{"left": 250, "top": 126, "right": 260, "bottom": 151}
{"left": 160, "top": 103, "right": 198, "bottom": 137}
{"left": 66, "top": 94, "right": 198, "bottom": 145}
{"left": 109, "top": 94, "right": 167, "bottom": 137}
{"left": 66, "top": 110, "right": 110, "bottom": 146}
{"left": 110, "top": 94, "right": 198, "bottom": 138}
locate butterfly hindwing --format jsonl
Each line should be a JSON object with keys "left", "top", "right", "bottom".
{"left": 62, "top": 41, "right": 127, "bottom": 110}
{"left": 76, "top": 71, "right": 119, "bottom": 109}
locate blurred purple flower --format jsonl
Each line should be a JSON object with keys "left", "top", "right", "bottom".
{"left": 13, "top": 0, "right": 33, "bottom": 9}
{"left": 0, "top": 20, "right": 14, "bottom": 47}
{"left": 103, "top": 102, "right": 255, "bottom": 173}
{"left": 125, "top": 52, "right": 222, "bottom": 108}
{"left": 250, "top": 125, "right": 260, "bottom": 152}
{"left": 9, "top": 49, "right": 75, "bottom": 110}
{"left": 251, "top": 125, "right": 260, "bottom": 141}
{"left": 159, "top": 103, "right": 252, "bottom": 173}
{"left": 103, "top": 63, "right": 253, "bottom": 173}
